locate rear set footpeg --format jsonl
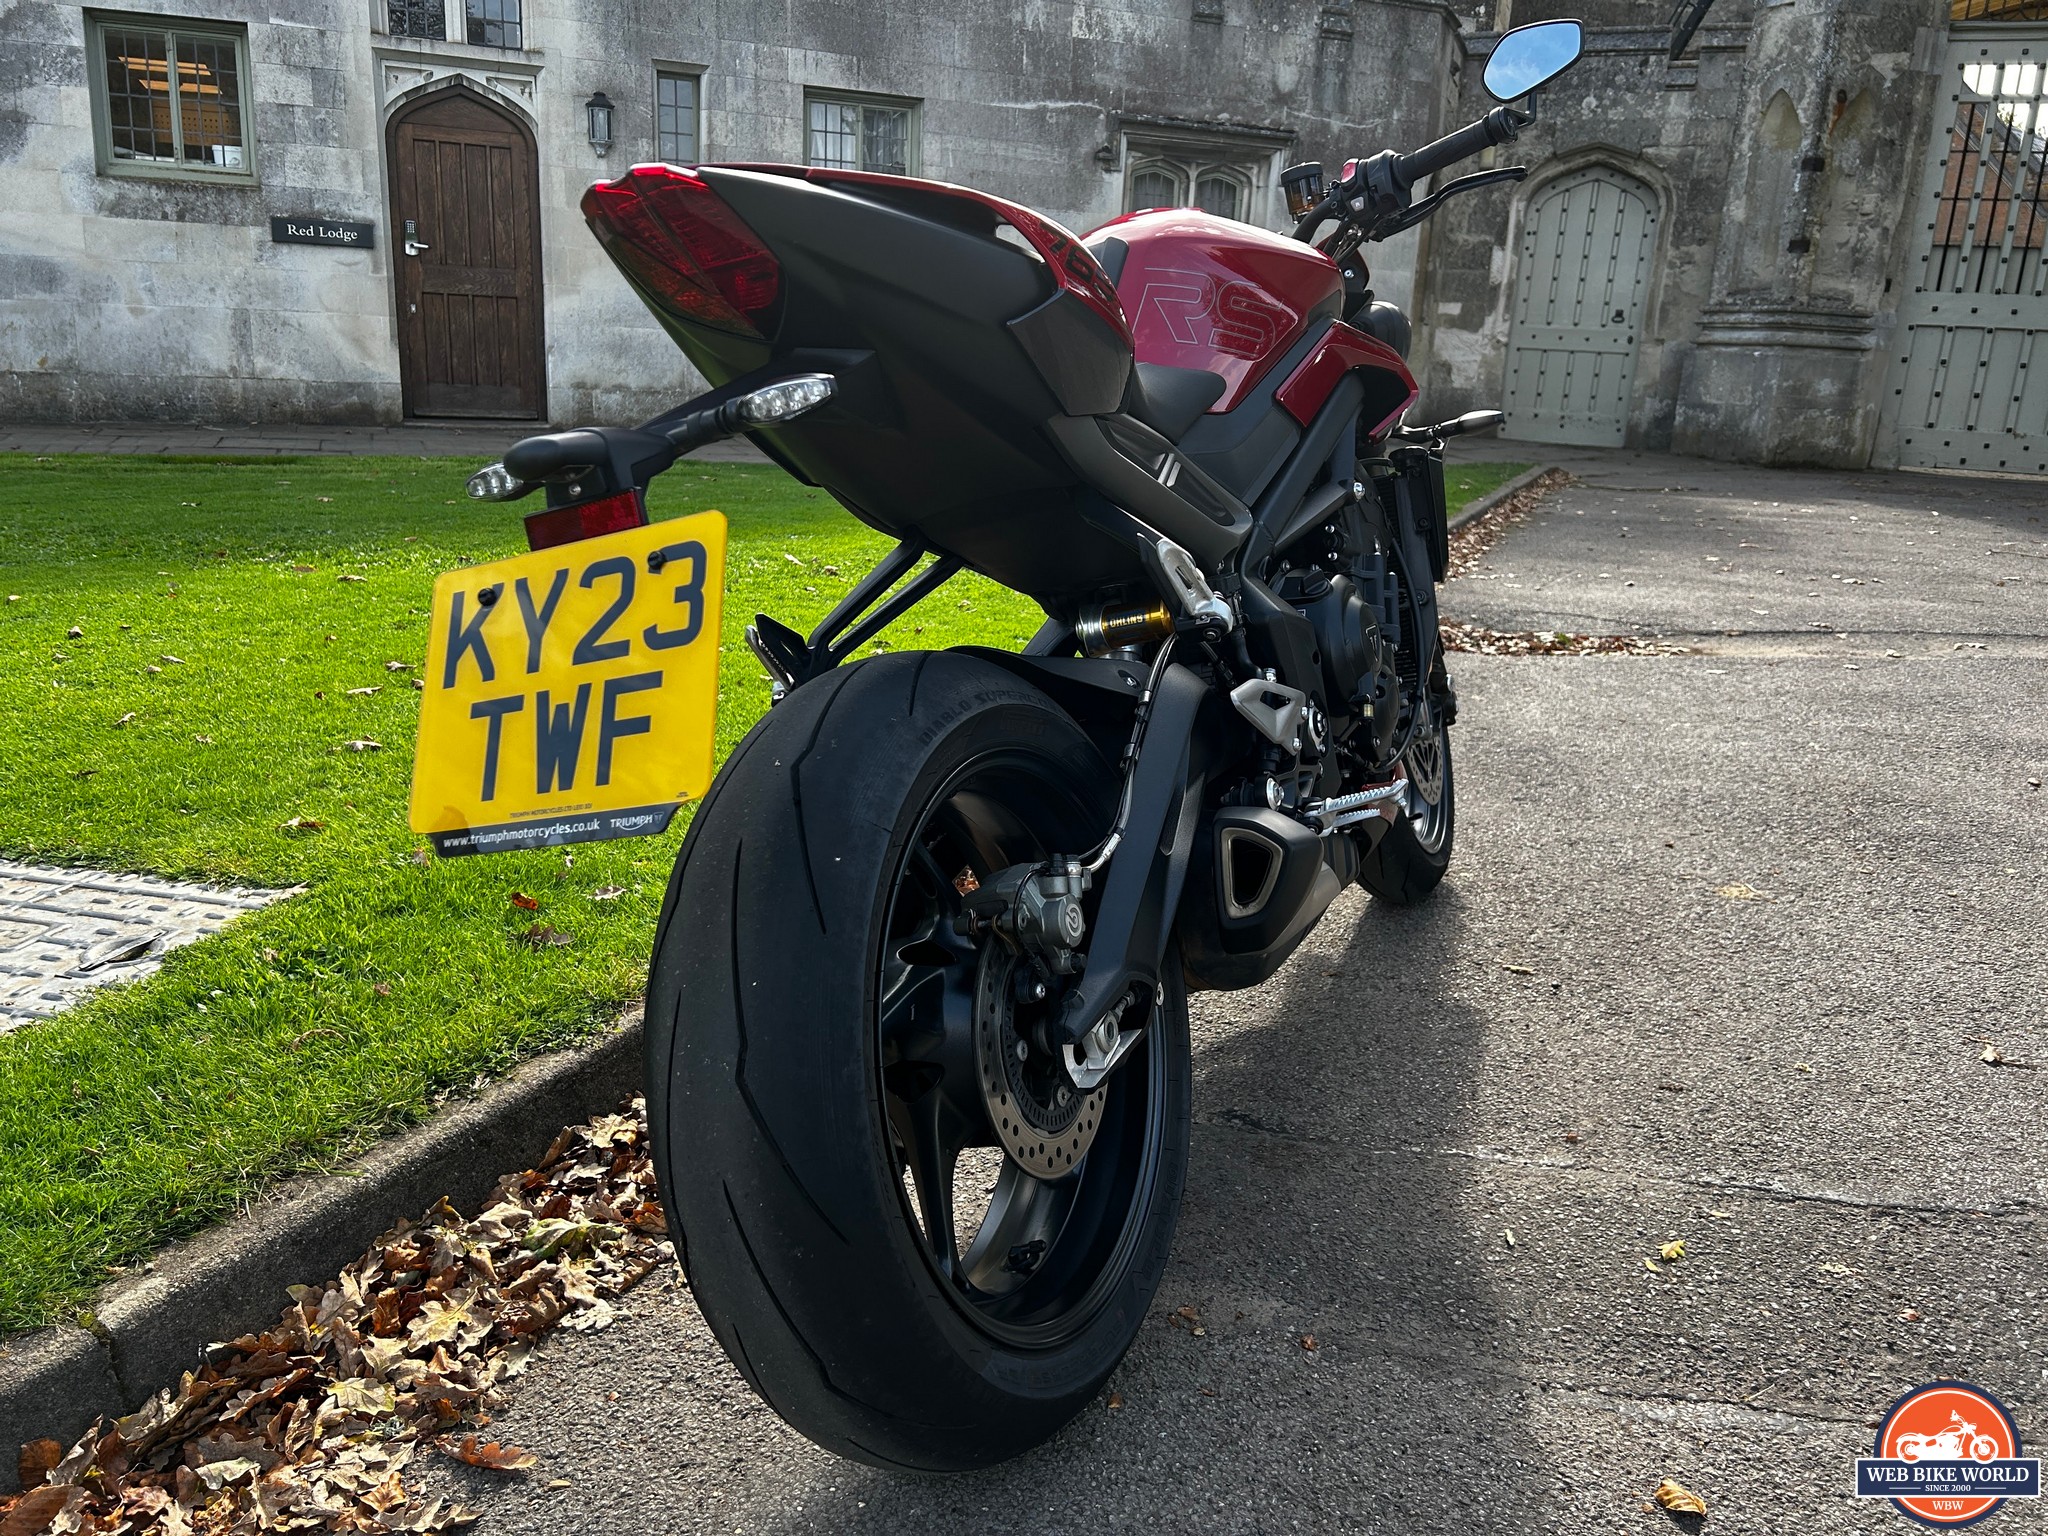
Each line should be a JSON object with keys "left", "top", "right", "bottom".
{"left": 1305, "top": 778, "right": 1413, "bottom": 833}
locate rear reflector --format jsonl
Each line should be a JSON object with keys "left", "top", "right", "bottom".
{"left": 582, "top": 166, "right": 781, "bottom": 337}
{"left": 524, "top": 490, "right": 648, "bottom": 551}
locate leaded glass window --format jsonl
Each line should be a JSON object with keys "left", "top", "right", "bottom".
{"left": 386, "top": 0, "right": 444, "bottom": 40}
{"left": 92, "top": 17, "right": 252, "bottom": 179}
{"left": 805, "top": 93, "right": 917, "bottom": 175}
{"left": 1130, "top": 166, "right": 1183, "bottom": 209}
{"left": 1125, "top": 148, "right": 1258, "bottom": 222}
{"left": 1194, "top": 173, "right": 1242, "bottom": 220}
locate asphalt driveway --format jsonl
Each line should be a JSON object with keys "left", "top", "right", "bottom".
{"left": 436, "top": 450, "right": 2048, "bottom": 1534}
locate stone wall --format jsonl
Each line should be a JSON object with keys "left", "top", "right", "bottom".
{"left": 1669, "top": 0, "right": 1943, "bottom": 466}
{"left": 1411, "top": 20, "right": 1754, "bottom": 446}
{"left": 1, "top": 0, "right": 1464, "bottom": 427}
{"left": 0, "top": 0, "right": 397, "bottom": 422}
{"left": 1412, "top": 0, "right": 1951, "bottom": 466}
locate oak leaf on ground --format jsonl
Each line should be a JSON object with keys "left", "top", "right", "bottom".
{"left": 447, "top": 1438, "right": 537, "bottom": 1472}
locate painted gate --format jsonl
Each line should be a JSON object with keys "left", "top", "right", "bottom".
{"left": 1879, "top": 28, "right": 2048, "bottom": 474}
{"left": 1502, "top": 166, "right": 1658, "bottom": 447}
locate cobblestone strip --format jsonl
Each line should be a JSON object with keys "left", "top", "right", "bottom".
{"left": 0, "top": 860, "right": 292, "bottom": 1032}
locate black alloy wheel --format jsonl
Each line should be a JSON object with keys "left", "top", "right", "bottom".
{"left": 877, "top": 751, "right": 1175, "bottom": 1347}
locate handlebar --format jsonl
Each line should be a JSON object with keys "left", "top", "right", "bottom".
{"left": 1287, "top": 104, "right": 1535, "bottom": 248}
{"left": 1390, "top": 106, "right": 1530, "bottom": 191}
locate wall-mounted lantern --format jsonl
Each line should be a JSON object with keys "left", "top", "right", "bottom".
{"left": 586, "top": 92, "right": 615, "bottom": 157}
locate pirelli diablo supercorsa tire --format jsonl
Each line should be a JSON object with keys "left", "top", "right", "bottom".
{"left": 644, "top": 651, "right": 1192, "bottom": 1471}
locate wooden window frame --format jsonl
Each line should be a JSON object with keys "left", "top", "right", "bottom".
{"left": 802, "top": 88, "right": 921, "bottom": 176}
{"left": 654, "top": 64, "right": 703, "bottom": 164}
{"left": 86, "top": 11, "right": 257, "bottom": 185}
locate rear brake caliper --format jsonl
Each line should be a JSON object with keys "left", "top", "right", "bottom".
{"left": 963, "top": 862, "right": 1089, "bottom": 978}
{"left": 961, "top": 862, "right": 1110, "bottom": 1177}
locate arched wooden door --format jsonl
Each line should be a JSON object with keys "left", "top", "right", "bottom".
{"left": 1503, "top": 166, "right": 1658, "bottom": 447}
{"left": 388, "top": 86, "right": 545, "bottom": 420}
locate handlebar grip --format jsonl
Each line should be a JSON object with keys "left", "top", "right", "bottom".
{"left": 1390, "top": 107, "right": 1526, "bottom": 191}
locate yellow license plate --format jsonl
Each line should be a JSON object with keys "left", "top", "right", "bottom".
{"left": 408, "top": 512, "right": 727, "bottom": 856}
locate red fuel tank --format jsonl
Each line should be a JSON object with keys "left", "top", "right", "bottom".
{"left": 1088, "top": 208, "right": 1344, "bottom": 414}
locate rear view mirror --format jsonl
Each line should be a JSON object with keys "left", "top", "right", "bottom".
{"left": 1483, "top": 19, "right": 1584, "bottom": 101}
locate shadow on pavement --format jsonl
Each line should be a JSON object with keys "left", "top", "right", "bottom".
{"left": 724, "top": 881, "right": 1563, "bottom": 1533}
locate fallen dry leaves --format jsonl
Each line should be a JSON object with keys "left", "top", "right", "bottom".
{"left": 444, "top": 1441, "right": 535, "bottom": 1473}
{"left": 1441, "top": 473, "right": 1693, "bottom": 656}
{"left": 1445, "top": 470, "right": 1574, "bottom": 579}
{"left": 1653, "top": 1477, "right": 1709, "bottom": 1516}
{"left": 14, "top": 1445, "right": 62, "bottom": 1493}
{"left": 1441, "top": 622, "right": 1693, "bottom": 658}
{"left": 0, "top": 1102, "right": 671, "bottom": 1536}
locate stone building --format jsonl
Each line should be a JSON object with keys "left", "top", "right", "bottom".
{"left": 0, "top": 0, "right": 1456, "bottom": 427}
{"left": 1426, "top": 0, "right": 2048, "bottom": 470}
{"left": 1, "top": 0, "right": 2041, "bottom": 473}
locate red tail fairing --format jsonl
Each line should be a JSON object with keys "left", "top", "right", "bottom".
{"left": 582, "top": 166, "right": 782, "bottom": 338}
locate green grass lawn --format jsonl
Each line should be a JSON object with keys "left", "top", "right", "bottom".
{"left": 0, "top": 450, "right": 1522, "bottom": 1331}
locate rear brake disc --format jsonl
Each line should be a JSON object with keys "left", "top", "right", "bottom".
{"left": 973, "top": 946, "right": 1105, "bottom": 1180}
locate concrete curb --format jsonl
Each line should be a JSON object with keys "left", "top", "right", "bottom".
{"left": 1449, "top": 462, "right": 1562, "bottom": 533}
{"left": 0, "top": 1011, "right": 644, "bottom": 1489}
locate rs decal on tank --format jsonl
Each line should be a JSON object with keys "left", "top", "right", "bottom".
{"left": 1136, "top": 271, "right": 1293, "bottom": 360}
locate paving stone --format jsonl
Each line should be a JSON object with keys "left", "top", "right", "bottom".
{"left": 0, "top": 860, "right": 292, "bottom": 1032}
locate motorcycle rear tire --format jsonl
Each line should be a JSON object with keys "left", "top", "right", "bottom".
{"left": 644, "top": 651, "right": 1192, "bottom": 1471}
{"left": 1357, "top": 722, "right": 1455, "bottom": 906}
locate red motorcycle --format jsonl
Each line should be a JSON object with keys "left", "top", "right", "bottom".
{"left": 430, "top": 19, "right": 1584, "bottom": 1469}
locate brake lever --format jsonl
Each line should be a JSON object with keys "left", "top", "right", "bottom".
{"left": 1368, "top": 165, "right": 1528, "bottom": 241}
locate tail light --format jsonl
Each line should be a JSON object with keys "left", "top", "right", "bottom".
{"left": 524, "top": 490, "right": 646, "bottom": 551}
{"left": 582, "top": 166, "right": 781, "bottom": 337}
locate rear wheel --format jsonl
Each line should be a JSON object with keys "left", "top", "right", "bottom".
{"left": 644, "top": 652, "right": 1191, "bottom": 1470}
{"left": 1356, "top": 705, "right": 1455, "bottom": 905}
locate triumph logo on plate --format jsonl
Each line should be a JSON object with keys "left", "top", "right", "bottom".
{"left": 1855, "top": 1381, "right": 2041, "bottom": 1526}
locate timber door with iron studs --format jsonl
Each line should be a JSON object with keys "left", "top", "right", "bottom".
{"left": 1502, "top": 166, "right": 1658, "bottom": 447}
{"left": 388, "top": 86, "right": 545, "bottom": 420}
{"left": 1879, "top": 27, "right": 2048, "bottom": 474}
